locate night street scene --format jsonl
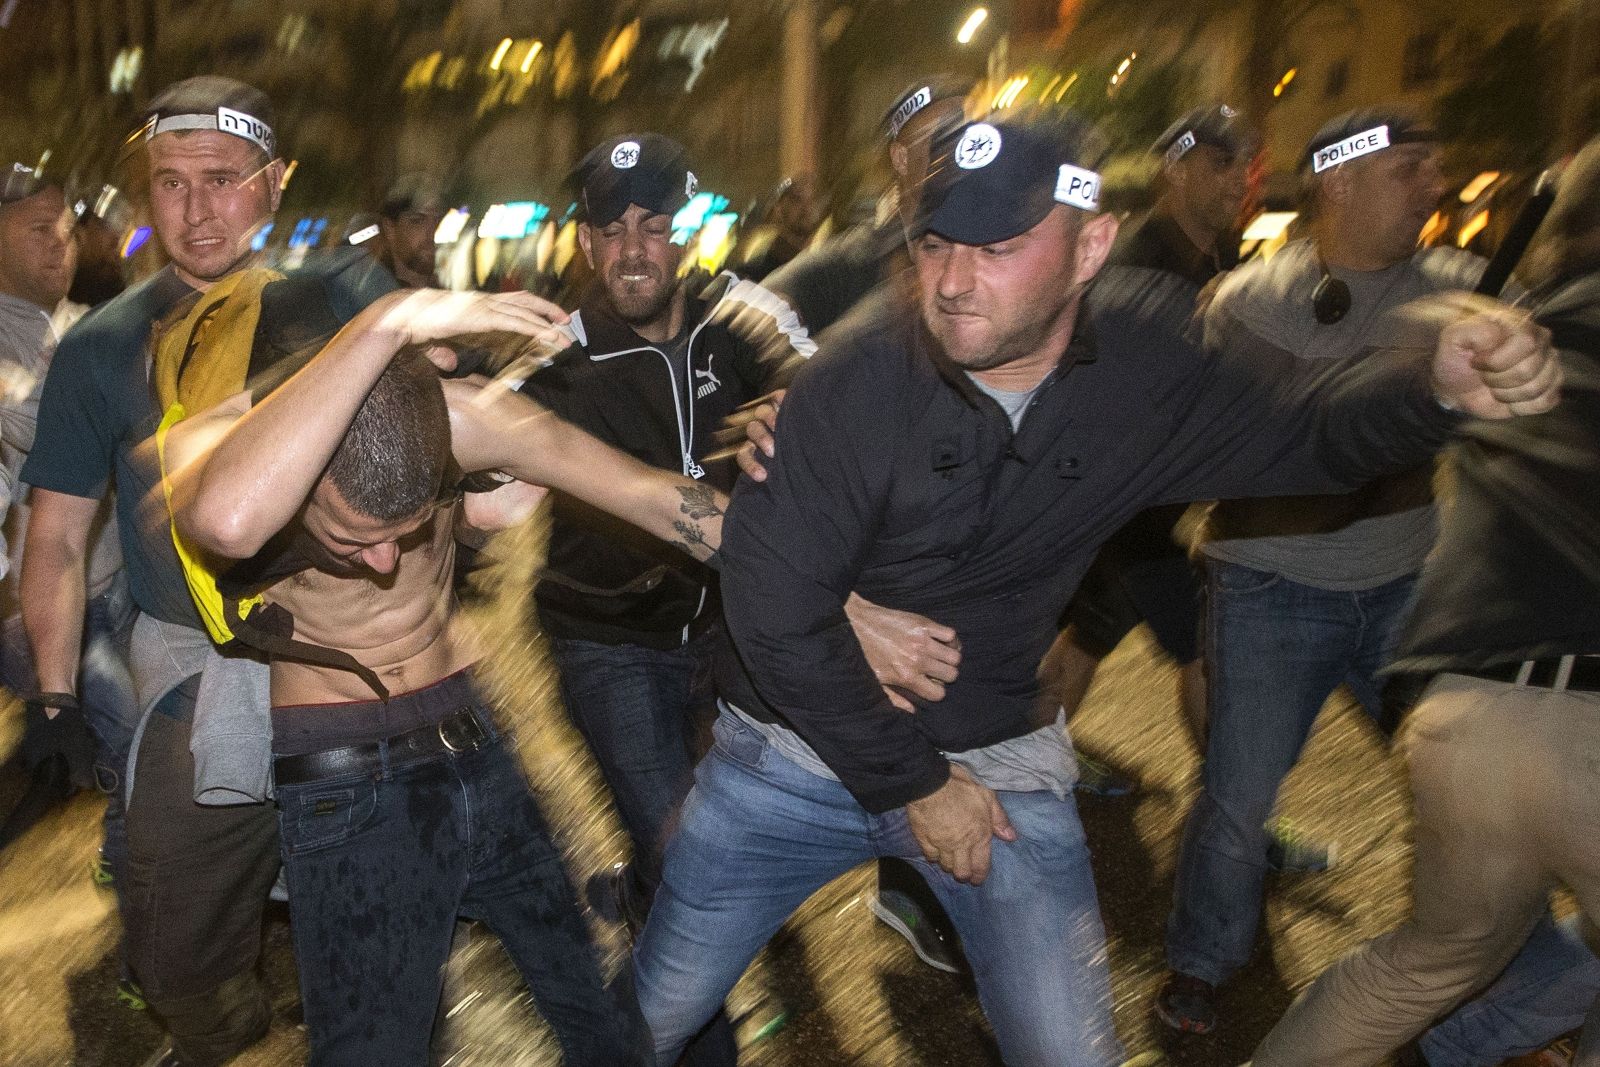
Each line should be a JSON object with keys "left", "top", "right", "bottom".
{"left": 1, "top": 1, "right": 1599, "bottom": 1065}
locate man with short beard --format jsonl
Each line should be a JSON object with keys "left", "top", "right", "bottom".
{"left": 513, "top": 133, "right": 817, "bottom": 939}
{"left": 375, "top": 173, "right": 446, "bottom": 289}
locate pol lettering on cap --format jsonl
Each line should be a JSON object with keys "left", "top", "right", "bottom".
{"left": 1054, "top": 164, "right": 1101, "bottom": 211}
{"left": 1312, "top": 124, "right": 1390, "bottom": 173}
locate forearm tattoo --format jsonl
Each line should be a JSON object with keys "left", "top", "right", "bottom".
{"left": 671, "top": 484, "right": 724, "bottom": 561}
{"left": 677, "top": 484, "right": 724, "bottom": 520}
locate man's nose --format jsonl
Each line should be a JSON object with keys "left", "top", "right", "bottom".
{"left": 359, "top": 541, "right": 400, "bottom": 575}
{"left": 938, "top": 245, "right": 977, "bottom": 299}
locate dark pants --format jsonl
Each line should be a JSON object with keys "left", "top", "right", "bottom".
{"left": 124, "top": 677, "right": 279, "bottom": 1066}
{"left": 1167, "top": 562, "right": 1415, "bottom": 986}
{"left": 275, "top": 674, "right": 649, "bottom": 1067}
{"left": 551, "top": 630, "right": 716, "bottom": 903}
{"left": 550, "top": 632, "right": 738, "bottom": 1067}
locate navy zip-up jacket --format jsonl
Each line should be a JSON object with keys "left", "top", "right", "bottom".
{"left": 718, "top": 266, "right": 1462, "bottom": 813}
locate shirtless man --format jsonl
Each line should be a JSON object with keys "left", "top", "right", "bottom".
{"left": 161, "top": 285, "right": 725, "bottom": 1064}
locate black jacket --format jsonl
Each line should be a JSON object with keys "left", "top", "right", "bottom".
{"left": 1108, "top": 209, "right": 1239, "bottom": 289}
{"left": 519, "top": 270, "right": 813, "bottom": 648}
{"left": 1393, "top": 270, "right": 1600, "bottom": 672}
{"left": 719, "top": 267, "right": 1462, "bottom": 813}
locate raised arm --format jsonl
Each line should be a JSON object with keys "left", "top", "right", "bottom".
{"left": 167, "top": 289, "right": 569, "bottom": 558}
{"left": 442, "top": 375, "right": 725, "bottom": 564}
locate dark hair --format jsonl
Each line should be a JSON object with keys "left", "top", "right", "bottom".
{"left": 325, "top": 352, "right": 451, "bottom": 521}
{"left": 143, "top": 77, "right": 277, "bottom": 167}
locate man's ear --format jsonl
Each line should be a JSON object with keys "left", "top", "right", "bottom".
{"left": 263, "top": 158, "right": 287, "bottom": 213}
{"left": 1070, "top": 212, "right": 1120, "bottom": 289}
{"left": 1319, "top": 166, "right": 1353, "bottom": 210}
{"left": 577, "top": 222, "right": 595, "bottom": 269}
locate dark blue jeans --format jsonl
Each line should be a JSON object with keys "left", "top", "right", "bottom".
{"left": 1167, "top": 561, "right": 1416, "bottom": 986}
{"left": 551, "top": 631, "right": 716, "bottom": 901}
{"left": 277, "top": 706, "right": 648, "bottom": 1067}
{"left": 636, "top": 711, "right": 1125, "bottom": 1066}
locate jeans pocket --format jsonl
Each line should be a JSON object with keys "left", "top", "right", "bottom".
{"left": 278, "top": 778, "right": 379, "bottom": 857}
{"left": 711, "top": 712, "right": 768, "bottom": 771}
{"left": 1211, "top": 562, "right": 1282, "bottom": 596}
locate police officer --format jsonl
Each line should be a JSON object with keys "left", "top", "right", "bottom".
{"left": 1044, "top": 104, "right": 1261, "bottom": 786}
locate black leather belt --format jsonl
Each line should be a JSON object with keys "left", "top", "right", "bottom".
{"left": 1456, "top": 656, "right": 1600, "bottom": 693}
{"left": 273, "top": 706, "right": 491, "bottom": 787}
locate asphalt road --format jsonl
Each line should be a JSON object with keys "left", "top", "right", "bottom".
{"left": 0, "top": 522, "right": 1424, "bottom": 1066}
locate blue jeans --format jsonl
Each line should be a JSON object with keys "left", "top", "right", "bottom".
{"left": 551, "top": 631, "right": 715, "bottom": 900}
{"left": 277, "top": 707, "right": 648, "bottom": 1066}
{"left": 0, "top": 575, "right": 137, "bottom": 878}
{"left": 1167, "top": 561, "right": 1415, "bottom": 985}
{"left": 633, "top": 710, "right": 1125, "bottom": 1067}
{"left": 1420, "top": 912, "right": 1600, "bottom": 1065}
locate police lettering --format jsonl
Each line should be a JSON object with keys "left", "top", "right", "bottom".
{"left": 1054, "top": 164, "right": 1102, "bottom": 211}
{"left": 1311, "top": 125, "right": 1390, "bottom": 173}
{"left": 217, "top": 107, "right": 276, "bottom": 156}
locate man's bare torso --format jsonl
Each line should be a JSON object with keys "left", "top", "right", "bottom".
{"left": 264, "top": 503, "right": 479, "bottom": 706}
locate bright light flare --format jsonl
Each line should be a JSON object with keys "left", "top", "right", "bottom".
{"left": 957, "top": 7, "right": 988, "bottom": 45}
{"left": 1458, "top": 209, "right": 1490, "bottom": 248}
{"left": 1459, "top": 171, "right": 1501, "bottom": 204}
{"left": 520, "top": 40, "right": 542, "bottom": 74}
{"left": 490, "top": 37, "right": 512, "bottom": 71}
{"left": 1242, "top": 211, "right": 1298, "bottom": 242}
{"left": 434, "top": 207, "right": 470, "bottom": 245}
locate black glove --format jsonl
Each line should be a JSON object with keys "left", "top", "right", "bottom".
{"left": 19, "top": 692, "right": 97, "bottom": 790}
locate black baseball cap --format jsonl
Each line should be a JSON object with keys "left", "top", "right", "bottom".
{"left": 380, "top": 174, "right": 447, "bottom": 218}
{"left": 1304, "top": 108, "right": 1437, "bottom": 174}
{"left": 574, "top": 133, "right": 697, "bottom": 227}
{"left": 134, "top": 75, "right": 278, "bottom": 160}
{"left": 917, "top": 113, "right": 1103, "bottom": 245}
{"left": 1, "top": 162, "right": 59, "bottom": 206}
{"left": 1152, "top": 104, "right": 1258, "bottom": 164}
{"left": 883, "top": 75, "right": 974, "bottom": 141}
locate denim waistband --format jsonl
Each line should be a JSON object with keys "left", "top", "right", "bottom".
{"left": 271, "top": 667, "right": 486, "bottom": 756}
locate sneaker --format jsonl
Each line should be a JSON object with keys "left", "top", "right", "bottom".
{"left": 89, "top": 852, "right": 115, "bottom": 887}
{"left": 1265, "top": 819, "right": 1337, "bottom": 874}
{"left": 138, "top": 1042, "right": 181, "bottom": 1066}
{"left": 585, "top": 862, "right": 647, "bottom": 940}
{"left": 868, "top": 888, "right": 963, "bottom": 974}
{"left": 116, "top": 978, "right": 148, "bottom": 1011}
{"left": 1153, "top": 971, "right": 1217, "bottom": 1034}
{"left": 1074, "top": 752, "right": 1137, "bottom": 797}
{"left": 1504, "top": 1033, "right": 1579, "bottom": 1066}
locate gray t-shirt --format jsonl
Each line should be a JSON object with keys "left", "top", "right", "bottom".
{"left": 1201, "top": 240, "right": 1486, "bottom": 589}
{"left": 968, "top": 373, "right": 1040, "bottom": 431}
{"left": 0, "top": 294, "right": 122, "bottom": 611}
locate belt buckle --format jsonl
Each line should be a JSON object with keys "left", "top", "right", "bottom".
{"left": 438, "top": 708, "right": 487, "bottom": 754}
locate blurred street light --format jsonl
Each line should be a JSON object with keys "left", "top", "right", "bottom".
{"left": 490, "top": 37, "right": 512, "bottom": 72}
{"left": 957, "top": 7, "right": 988, "bottom": 45}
